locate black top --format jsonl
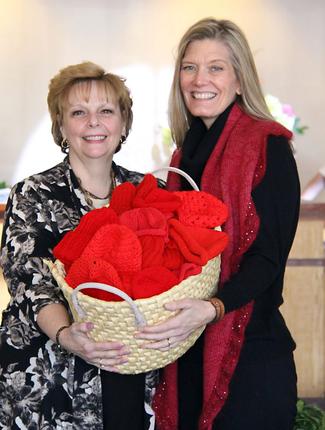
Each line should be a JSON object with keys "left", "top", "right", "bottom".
{"left": 218, "top": 135, "right": 300, "bottom": 358}
{"left": 177, "top": 108, "right": 300, "bottom": 429}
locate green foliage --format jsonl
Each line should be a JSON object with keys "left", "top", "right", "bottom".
{"left": 294, "top": 400, "right": 325, "bottom": 430}
{"left": 293, "top": 118, "right": 309, "bottom": 135}
{"left": 0, "top": 181, "right": 9, "bottom": 189}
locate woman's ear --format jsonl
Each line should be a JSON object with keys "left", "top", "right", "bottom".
{"left": 58, "top": 114, "right": 66, "bottom": 138}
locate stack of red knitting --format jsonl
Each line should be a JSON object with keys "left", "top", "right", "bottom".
{"left": 53, "top": 174, "right": 228, "bottom": 302}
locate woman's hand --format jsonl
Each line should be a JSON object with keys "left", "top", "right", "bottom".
{"left": 135, "top": 298, "right": 216, "bottom": 351}
{"left": 37, "top": 303, "right": 129, "bottom": 372}
{"left": 59, "top": 321, "right": 130, "bottom": 372}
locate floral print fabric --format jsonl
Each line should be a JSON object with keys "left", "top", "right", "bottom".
{"left": 0, "top": 157, "right": 155, "bottom": 429}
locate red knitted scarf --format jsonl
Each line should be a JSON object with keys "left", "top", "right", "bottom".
{"left": 153, "top": 104, "right": 292, "bottom": 430}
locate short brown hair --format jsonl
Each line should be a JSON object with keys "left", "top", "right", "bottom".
{"left": 47, "top": 61, "right": 133, "bottom": 150}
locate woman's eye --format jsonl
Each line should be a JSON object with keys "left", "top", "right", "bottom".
{"left": 210, "top": 65, "right": 223, "bottom": 72}
{"left": 71, "top": 110, "right": 84, "bottom": 117}
{"left": 181, "top": 64, "right": 196, "bottom": 72}
{"left": 101, "top": 108, "right": 113, "bottom": 114}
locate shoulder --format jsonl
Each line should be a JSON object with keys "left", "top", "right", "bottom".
{"left": 114, "top": 163, "right": 165, "bottom": 188}
{"left": 266, "top": 134, "right": 295, "bottom": 162}
{"left": 8, "top": 160, "right": 68, "bottom": 205}
{"left": 13, "top": 160, "right": 67, "bottom": 191}
{"left": 114, "top": 163, "right": 144, "bottom": 185}
{"left": 236, "top": 106, "right": 293, "bottom": 141}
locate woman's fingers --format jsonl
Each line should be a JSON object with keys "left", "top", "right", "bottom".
{"left": 141, "top": 332, "right": 191, "bottom": 350}
{"left": 64, "top": 321, "right": 130, "bottom": 366}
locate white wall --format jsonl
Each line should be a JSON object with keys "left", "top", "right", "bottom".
{"left": 1, "top": 0, "right": 324, "bottom": 194}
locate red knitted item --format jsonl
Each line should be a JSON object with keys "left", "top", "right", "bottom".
{"left": 168, "top": 219, "right": 229, "bottom": 266}
{"left": 174, "top": 262, "right": 202, "bottom": 282}
{"left": 119, "top": 207, "right": 168, "bottom": 239}
{"left": 109, "top": 181, "right": 137, "bottom": 215}
{"left": 66, "top": 257, "right": 124, "bottom": 301}
{"left": 53, "top": 207, "right": 119, "bottom": 268}
{"left": 131, "top": 266, "right": 179, "bottom": 299}
{"left": 133, "top": 174, "right": 182, "bottom": 214}
{"left": 81, "top": 224, "right": 142, "bottom": 272}
{"left": 153, "top": 104, "right": 293, "bottom": 430}
{"left": 138, "top": 236, "right": 165, "bottom": 269}
{"left": 162, "top": 239, "right": 186, "bottom": 270}
{"left": 174, "top": 191, "right": 228, "bottom": 228}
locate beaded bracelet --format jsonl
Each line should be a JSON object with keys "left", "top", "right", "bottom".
{"left": 207, "top": 298, "right": 225, "bottom": 324}
{"left": 55, "top": 325, "right": 70, "bottom": 350}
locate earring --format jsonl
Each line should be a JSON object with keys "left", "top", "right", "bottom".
{"left": 61, "top": 138, "right": 69, "bottom": 154}
{"left": 119, "top": 135, "right": 126, "bottom": 144}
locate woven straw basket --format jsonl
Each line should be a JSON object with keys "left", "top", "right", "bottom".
{"left": 46, "top": 167, "right": 221, "bottom": 374}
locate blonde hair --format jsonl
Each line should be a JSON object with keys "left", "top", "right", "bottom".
{"left": 169, "top": 18, "right": 273, "bottom": 147}
{"left": 47, "top": 61, "right": 133, "bottom": 150}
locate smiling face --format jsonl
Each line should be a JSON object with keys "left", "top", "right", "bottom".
{"left": 180, "top": 38, "right": 240, "bottom": 129}
{"left": 60, "top": 80, "right": 126, "bottom": 164}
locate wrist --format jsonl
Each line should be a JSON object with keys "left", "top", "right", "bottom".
{"left": 206, "top": 298, "right": 225, "bottom": 324}
{"left": 55, "top": 325, "right": 70, "bottom": 351}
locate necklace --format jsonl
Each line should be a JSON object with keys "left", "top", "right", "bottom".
{"left": 77, "top": 169, "right": 116, "bottom": 208}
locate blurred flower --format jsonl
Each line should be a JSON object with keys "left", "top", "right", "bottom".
{"left": 265, "top": 94, "right": 308, "bottom": 135}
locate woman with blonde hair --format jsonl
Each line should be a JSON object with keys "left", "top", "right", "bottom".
{"left": 138, "top": 18, "right": 299, "bottom": 429}
{"left": 0, "top": 61, "right": 154, "bottom": 429}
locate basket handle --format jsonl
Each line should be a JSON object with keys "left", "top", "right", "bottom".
{"left": 71, "top": 283, "right": 147, "bottom": 328}
{"left": 151, "top": 167, "right": 199, "bottom": 191}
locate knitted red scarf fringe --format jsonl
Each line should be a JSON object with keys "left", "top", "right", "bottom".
{"left": 152, "top": 104, "right": 292, "bottom": 430}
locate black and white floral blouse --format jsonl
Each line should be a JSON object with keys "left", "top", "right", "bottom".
{"left": 0, "top": 157, "right": 156, "bottom": 429}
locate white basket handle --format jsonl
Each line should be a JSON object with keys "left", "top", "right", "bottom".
{"left": 72, "top": 283, "right": 147, "bottom": 328}
{"left": 151, "top": 167, "right": 200, "bottom": 191}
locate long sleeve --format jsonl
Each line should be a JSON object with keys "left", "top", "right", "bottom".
{"left": 217, "top": 135, "right": 300, "bottom": 314}
{"left": 0, "top": 178, "right": 76, "bottom": 346}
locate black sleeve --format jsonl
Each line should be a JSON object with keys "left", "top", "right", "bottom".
{"left": 217, "top": 135, "right": 300, "bottom": 313}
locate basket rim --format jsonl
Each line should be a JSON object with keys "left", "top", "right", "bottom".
{"left": 49, "top": 254, "right": 220, "bottom": 308}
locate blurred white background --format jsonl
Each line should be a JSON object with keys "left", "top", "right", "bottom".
{"left": 0, "top": 0, "right": 324, "bottom": 193}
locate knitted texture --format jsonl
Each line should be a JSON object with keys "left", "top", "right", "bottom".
{"left": 131, "top": 266, "right": 179, "bottom": 299}
{"left": 168, "top": 219, "right": 229, "bottom": 266}
{"left": 153, "top": 103, "right": 293, "bottom": 430}
{"left": 109, "top": 181, "right": 137, "bottom": 215}
{"left": 55, "top": 173, "right": 229, "bottom": 302}
{"left": 81, "top": 224, "right": 142, "bottom": 273}
{"left": 53, "top": 207, "right": 119, "bottom": 268}
{"left": 174, "top": 190, "right": 228, "bottom": 228}
{"left": 133, "top": 173, "right": 182, "bottom": 214}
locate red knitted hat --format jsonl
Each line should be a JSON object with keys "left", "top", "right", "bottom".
{"left": 65, "top": 257, "right": 125, "bottom": 301}
{"left": 53, "top": 207, "right": 119, "bottom": 268}
{"left": 119, "top": 207, "right": 168, "bottom": 239}
{"left": 168, "top": 219, "right": 228, "bottom": 266}
{"left": 109, "top": 181, "right": 137, "bottom": 215}
{"left": 81, "top": 224, "right": 142, "bottom": 272}
{"left": 133, "top": 174, "right": 182, "bottom": 214}
{"left": 131, "top": 266, "right": 179, "bottom": 299}
{"left": 174, "top": 191, "right": 228, "bottom": 228}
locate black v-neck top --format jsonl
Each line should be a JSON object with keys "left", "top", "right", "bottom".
{"left": 179, "top": 109, "right": 300, "bottom": 357}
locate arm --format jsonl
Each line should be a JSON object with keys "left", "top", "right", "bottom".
{"left": 216, "top": 136, "right": 300, "bottom": 311}
{"left": 136, "top": 136, "right": 300, "bottom": 349}
{"left": 1, "top": 179, "right": 129, "bottom": 371}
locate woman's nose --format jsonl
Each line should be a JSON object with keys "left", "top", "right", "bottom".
{"left": 193, "top": 68, "right": 207, "bottom": 86}
{"left": 87, "top": 114, "right": 99, "bottom": 128}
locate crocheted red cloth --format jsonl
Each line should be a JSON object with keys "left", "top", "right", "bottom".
{"left": 152, "top": 104, "right": 293, "bottom": 430}
{"left": 53, "top": 207, "right": 119, "bottom": 270}
{"left": 53, "top": 174, "right": 229, "bottom": 301}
